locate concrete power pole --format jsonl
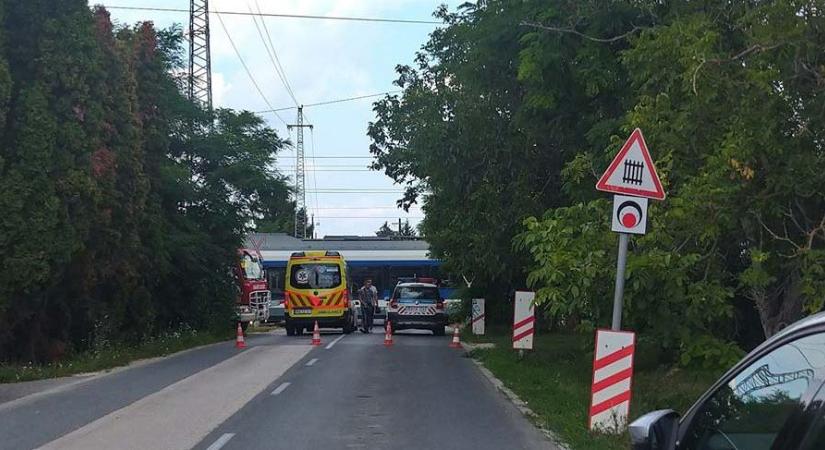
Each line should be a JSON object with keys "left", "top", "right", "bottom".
{"left": 288, "top": 106, "right": 313, "bottom": 239}
{"left": 188, "top": 0, "right": 212, "bottom": 109}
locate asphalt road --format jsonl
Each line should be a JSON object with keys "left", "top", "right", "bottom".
{"left": 194, "top": 329, "right": 551, "bottom": 450}
{"left": 0, "top": 327, "right": 554, "bottom": 450}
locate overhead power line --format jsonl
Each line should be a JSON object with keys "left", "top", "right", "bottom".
{"left": 257, "top": 91, "right": 402, "bottom": 113}
{"left": 249, "top": 0, "right": 299, "bottom": 107}
{"left": 280, "top": 169, "right": 371, "bottom": 172}
{"left": 104, "top": 6, "right": 442, "bottom": 24}
{"left": 306, "top": 206, "right": 421, "bottom": 210}
{"left": 215, "top": 12, "right": 287, "bottom": 127}
{"left": 307, "top": 190, "right": 404, "bottom": 193}
{"left": 276, "top": 154, "right": 372, "bottom": 159}
{"left": 314, "top": 216, "right": 424, "bottom": 219}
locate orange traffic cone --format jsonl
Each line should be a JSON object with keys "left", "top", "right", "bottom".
{"left": 235, "top": 323, "right": 246, "bottom": 349}
{"left": 449, "top": 325, "right": 461, "bottom": 348}
{"left": 384, "top": 320, "right": 393, "bottom": 347}
{"left": 311, "top": 321, "right": 321, "bottom": 346}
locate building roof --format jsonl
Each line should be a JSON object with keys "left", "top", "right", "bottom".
{"left": 245, "top": 233, "right": 430, "bottom": 251}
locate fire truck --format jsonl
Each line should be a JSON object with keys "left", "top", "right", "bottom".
{"left": 235, "top": 248, "right": 271, "bottom": 331}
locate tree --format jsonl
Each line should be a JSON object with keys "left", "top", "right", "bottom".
{"left": 0, "top": 4, "right": 295, "bottom": 362}
{"left": 371, "top": 0, "right": 825, "bottom": 366}
{"left": 375, "top": 221, "right": 417, "bottom": 238}
{"left": 368, "top": 0, "right": 644, "bottom": 319}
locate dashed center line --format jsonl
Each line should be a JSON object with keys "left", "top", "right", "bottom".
{"left": 271, "top": 382, "right": 291, "bottom": 396}
{"left": 306, "top": 358, "right": 319, "bottom": 366}
{"left": 326, "top": 334, "right": 345, "bottom": 349}
{"left": 206, "top": 433, "right": 235, "bottom": 450}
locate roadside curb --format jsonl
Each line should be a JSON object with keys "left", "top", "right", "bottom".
{"left": 462, "top": 343, "right": 571, "bottom": 450}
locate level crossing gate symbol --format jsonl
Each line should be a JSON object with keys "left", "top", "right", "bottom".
{"left": 622, "top": 160, "right": 644, "bottom": 186}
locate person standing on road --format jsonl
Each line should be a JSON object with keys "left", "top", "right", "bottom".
{"left": 358, "top": 278, "right": 378, "bottom": 333}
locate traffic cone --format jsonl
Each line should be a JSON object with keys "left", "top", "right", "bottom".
{"left": 384, "top": 320, "right": 393, "bottom": 347}
{"left": 311, "top": 321, "right": 321, "bottom": 346}
{"left": 449, "top": 325, "right": 461, "bottom": 348}
{"left": 235, "top": 323, "right": 246, "bottom": 349}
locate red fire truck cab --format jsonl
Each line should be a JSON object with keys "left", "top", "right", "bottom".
{"left": 235, "top": 248, "right": 271, "bottom": 331}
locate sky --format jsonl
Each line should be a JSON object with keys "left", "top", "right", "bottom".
{"left": 105, "top": 0, "right": 461, "bottom": 237}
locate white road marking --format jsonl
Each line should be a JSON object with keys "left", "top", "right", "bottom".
{"left": 306, "top": 358, "right": 318, "bottom": 366}
{"left": 0, "top": 342, "right": 224, "bottom": 413}
{"left": 37, "top": 344, "right": 311, "bottom": 450}
{"left": 206, "top": 433, "right": 235, "bottom": 450}
{"left": 271, "top": 382, "right": 291, "bottom": 396}
{"left": 325, "top": 334, "right": 345, "bottom": 349}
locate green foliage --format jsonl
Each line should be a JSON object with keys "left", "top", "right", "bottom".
{"left": 679, "top": 335, "right": 745, "bottom": 371}
{"left": 372, "top": 0, "right": 825, "bottom": 362}
{"left": 0, "top": 4, "right": 292, "bottom": 362}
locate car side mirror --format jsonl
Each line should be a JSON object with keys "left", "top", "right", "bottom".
{"left": 629, "top": 410, "right": 680, "bottom": 450}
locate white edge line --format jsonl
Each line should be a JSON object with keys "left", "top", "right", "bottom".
{"left": 325, "top": 334, "right": 345, "bottom": 349}
{"left": 271, "top": 382, "right": 290, "bottom": 396}
{"left": 206, "top": 433, "right": 235, "bottom": 450}
{"left": 306, "top": 358, "right": 318, "bottom": 366}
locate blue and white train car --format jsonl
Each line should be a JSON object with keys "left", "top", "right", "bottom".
{"left": 246, "top": 233, "right": 452, "bottom": 301}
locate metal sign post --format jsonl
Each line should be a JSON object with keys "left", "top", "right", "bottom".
{"left": 592, "top": 129, "right": 665, "bottom": 433}
{"left": 597, "top": 130, "right": 664, "bottom": 331}
{"left": 611, "top": 233, "right": 629, "bottom": 331}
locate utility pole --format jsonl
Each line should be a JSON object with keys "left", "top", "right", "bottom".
{"left": 287, "top": 106, "right": 313, "bottom": 239}
{"left": 398, "top": 218, "right": 402, "bottom": 237}
{"left": 188, "top": 0, "right": 212, "bottom": 109}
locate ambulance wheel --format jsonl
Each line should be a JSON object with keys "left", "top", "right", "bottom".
{"left": 285, "top": 324, "right": 295, "bottom": 336}
{"left": 433, "top": 327, "right": 445, "bottom": 336}
{"left": 296, "top": 327, "right": 304, "bottom": 336}
{"left": 343, "top": 313, "right": 356, "bottom": 334}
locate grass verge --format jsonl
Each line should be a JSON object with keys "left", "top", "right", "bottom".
{"left": 464, "top": 328, "right": 722, "bottom": 450}
{"left": 0, "top": 329, "right": 231, "bottom": 384}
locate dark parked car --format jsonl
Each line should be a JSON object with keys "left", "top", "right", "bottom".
{"left": 631, "top": 312, "right": 825, "bottom": 450}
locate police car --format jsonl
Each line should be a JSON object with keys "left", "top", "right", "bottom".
{"left": 386, "top": 279, "right": 448, "bottom": 336}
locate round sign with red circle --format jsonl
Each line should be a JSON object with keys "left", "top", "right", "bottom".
{"left": 611, "top": 195, "right": 648, "bottom": 235}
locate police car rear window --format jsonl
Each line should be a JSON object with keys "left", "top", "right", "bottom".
{"left": 290, "top": 263, "right": 342, "bottom": 289}
{"left": 395, "top": 286, "right": 439, "bottom": 304}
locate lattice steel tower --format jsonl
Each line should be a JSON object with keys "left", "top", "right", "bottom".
{"left": 188, "top": 0, "right": 212, "bottom": 109}
{"left": 288, "top": 107, "right": 313, "bottom": 238}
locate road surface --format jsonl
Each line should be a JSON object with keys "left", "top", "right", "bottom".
{"left": 0, "top": 328, "right": 554, "bottom": 450}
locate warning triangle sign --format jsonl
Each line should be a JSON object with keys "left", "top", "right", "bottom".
{"left": 596, "top": 128, "right": 666, "bottom": 200}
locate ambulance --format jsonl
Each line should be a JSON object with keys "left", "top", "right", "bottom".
{"left": 284, "top": 251, "right": 358, "bottom": 336}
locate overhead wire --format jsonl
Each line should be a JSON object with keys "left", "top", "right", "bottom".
{"left": 313, "top": 216, "right": 424, "bottom": 219}
{"left": 248, "top": 0, "right": 299, "bottom": 107}
{"left": 309, "top": 128, "right": 320, "bottom": 224}
{"left": 254, "top": 0, "right": 299, "bottom": 106}
{"left": 256, "top": 91, "right": 402, "bottom": 113}
{"left": 103, "top": 6, "right": 443, "bottom": 24}
{"left": 215, "top": 12, "right": 288, "bottom": 127}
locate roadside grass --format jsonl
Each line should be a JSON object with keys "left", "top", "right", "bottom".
{"left": 463, "top": 327, "right": 721, "bottom": 450}
{"left": 0, "top": 329, "right": 231, "bottom": 384}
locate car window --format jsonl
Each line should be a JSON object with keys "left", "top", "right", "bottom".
{"left": 681, "top": 332, "right": 825, "bottom": 450}
{"left": 394, "top": 286, "right": 439, "bottom": 304}
{"left": 289, "top": 263, "right": 342, "bottom": 289}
